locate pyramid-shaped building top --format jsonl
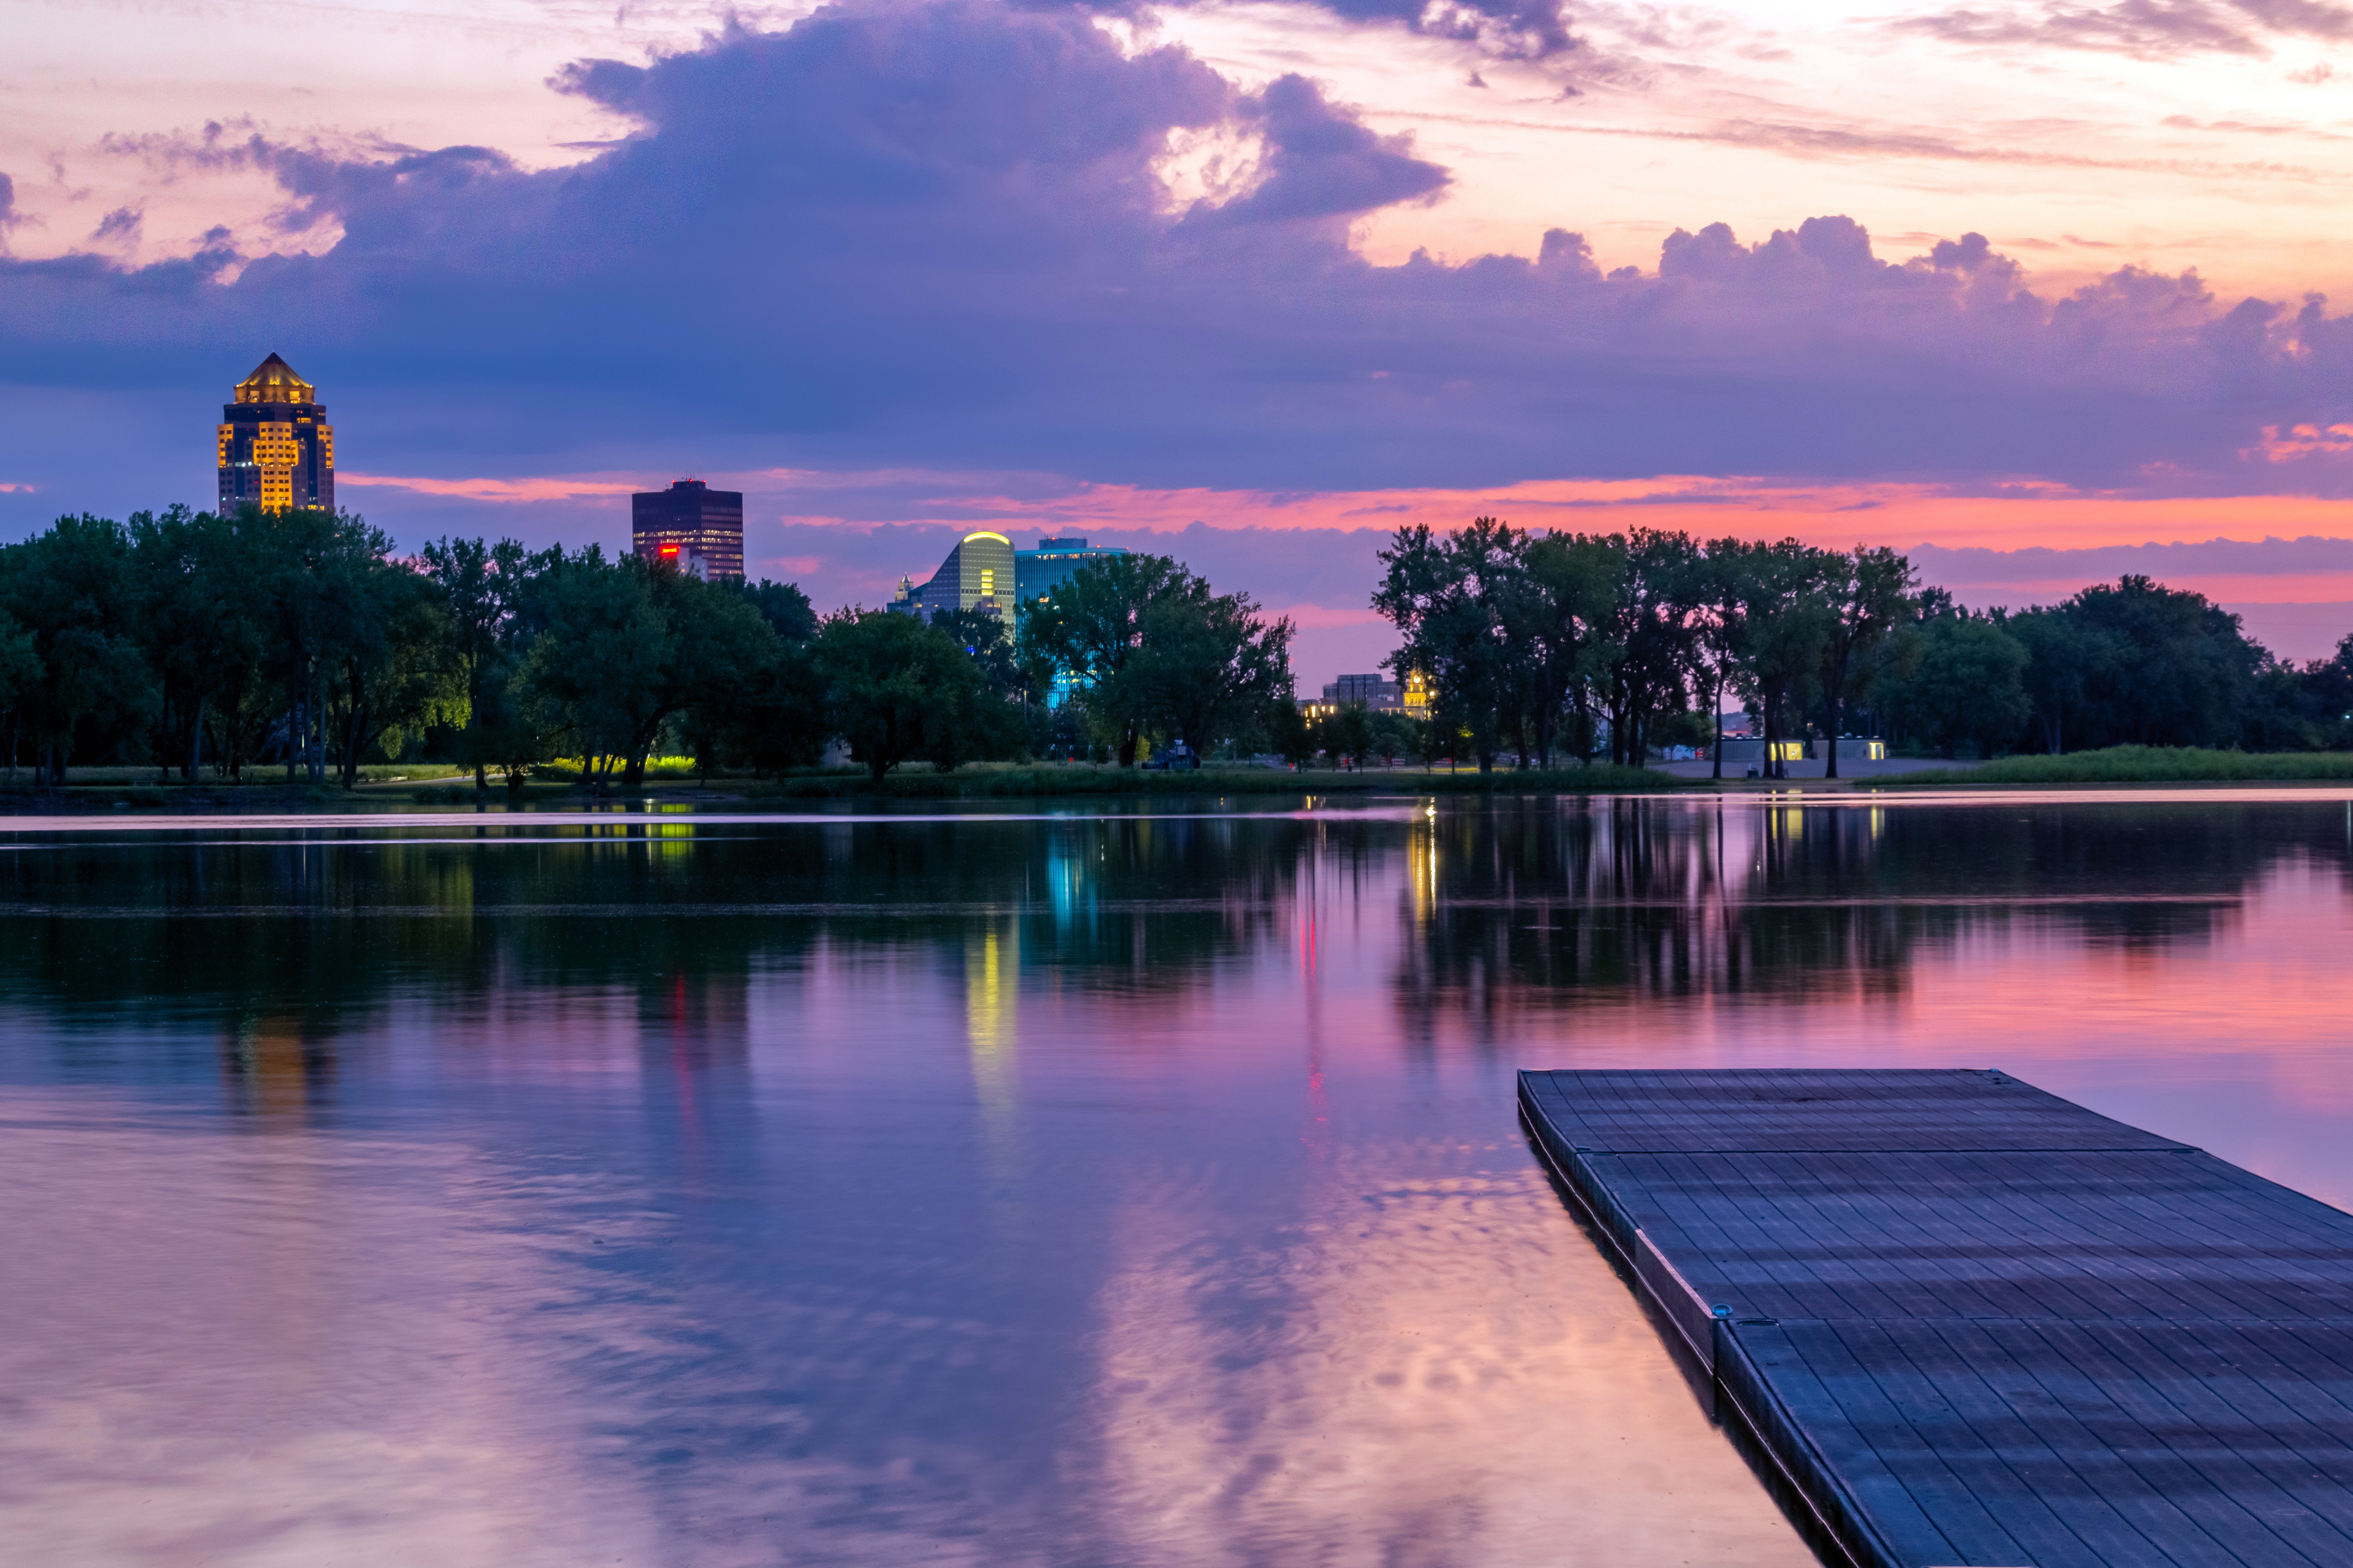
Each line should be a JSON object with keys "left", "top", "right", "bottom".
{"left": 234, "top": 353, "right": 317, "bottom": 405}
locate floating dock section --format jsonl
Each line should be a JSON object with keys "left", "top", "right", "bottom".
{"left": 1518, "top": 1068, "right": 2353, "bottom": 1568}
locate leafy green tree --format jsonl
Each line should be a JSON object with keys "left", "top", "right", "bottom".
{"left": 1368, "top": 709, "right": 1419, "bottom": 766}
{"left": 1727, "top": 541, "right": 1834, "bottom": 779}
{"left": 0, "top": 611, "right": 41, "bottom": 780}
{"left": 517, "top": 549, "right": 775, "bottom": 789}
{"left": 1017, "top": 554, "right": 1195, "bottom": 765}
{"left": 0, "top": 514, "right": 156, "bottom": 784}
{"left": 1324, "top": 701, "right": 1375, "bottom": 769}
{"left": 1521, "top": 532, "right": 1622, "bottom": 767}
{"left": 931, "top": 606, "right": 1029, "bottom": 700}
{"left": 2004, "top": 606, "right": 2105, "bottom": 754}
{"left": 1268, "top": 699, "right": 1316, "bottom": 769}
{"left": 421, "top": 536, "right": 534, "bottom": 788}
{"left": 2302, "top": 632, "right": 2353, "bottom": 749}
{"left": 129, "top": 506, "right": 264, "bottom": 780}
{"left": 1815, "top": 545, "right": 1916, "bottom": 778}
{"left": 814, "top": 609, "right": 1014, "bottom": 782}
{"left": 2059, "top": 576, "right": 2261, "bottom": 748}
{"left": 1124, "top": 587, "right": 1294, "bottom": 759}
{"left": 1692, "top": 540, "right": 1759, "bottom": 779}
{"left": 1891, "top": 612, "right": 2031, "bottom": 759}
{"left": 318, "top": 543, "right": 459, "bottom": 790}
{"left": 1589, "top": 528, "right": 1700, "bottom": 767}
{"left": 739, "top": 579, "right": 819, "bottom": 646}
{"left": 1372, "top": 517, "right": 1528, "bottom": 774}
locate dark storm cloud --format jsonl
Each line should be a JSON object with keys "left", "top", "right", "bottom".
{"left": 4, "top": 0, "right": 2353, "bottom": 503}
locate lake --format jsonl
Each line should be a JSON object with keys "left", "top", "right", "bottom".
{"left": 1, "top": 791, "right": 2347, "bottom": 1567}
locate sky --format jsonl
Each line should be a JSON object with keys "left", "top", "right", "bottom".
{"left": 7, "top": 0, "right": 2353, "bottom": 681}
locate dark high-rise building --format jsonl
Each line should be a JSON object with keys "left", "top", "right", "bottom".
{"left": 217, "top": 353, "right": 334, "bottom": 514}
{"left": 632, "top": 480, "right": 744, "bottom": 582}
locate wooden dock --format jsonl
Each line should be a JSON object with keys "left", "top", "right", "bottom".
{"left": 1518, "top": 1069, "right": 2353, "bottom": 1568}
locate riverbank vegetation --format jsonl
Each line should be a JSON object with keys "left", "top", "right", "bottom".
{"left": 1368, "top": 518, "right": 2353, "bottom": 776}
{"left": 6, "top": 505, "right": 2347, "bottom": 798}
{"left": 0, "top": 506, "right": 1309, "bottom": 790}
{"left": 1876, "top": 746, "right": 2353, "bottom": 787}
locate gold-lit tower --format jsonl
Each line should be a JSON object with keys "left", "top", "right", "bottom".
{"left": 217, "top": 353, "right": 334, "bottom": 514}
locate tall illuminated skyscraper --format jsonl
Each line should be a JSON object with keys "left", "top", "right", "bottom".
{"left": 632, "top": 480, "right": 745, "bottom": 582}
{"left": 217, "top": 353, "right": 334, "bottom": 514}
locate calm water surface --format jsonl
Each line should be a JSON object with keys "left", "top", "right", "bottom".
{"left": 3, "top": 792, "right": 2349, "bottom": 1567}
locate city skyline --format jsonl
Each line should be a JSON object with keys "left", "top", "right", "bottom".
{"left": 11, "top": 0, "right": 2353, "bottom": 683}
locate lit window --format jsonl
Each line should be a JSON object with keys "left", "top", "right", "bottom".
{"left": 980, "top": 569, "right": 995, "bottom": 595}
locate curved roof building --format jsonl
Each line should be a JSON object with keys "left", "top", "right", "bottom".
{"left": 890, "top": 531, "right": 1015, "bottom": 621}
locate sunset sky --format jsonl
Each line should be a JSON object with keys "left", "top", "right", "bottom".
{"left": 8, "top": 0, "right": 2353, "bottom": 678}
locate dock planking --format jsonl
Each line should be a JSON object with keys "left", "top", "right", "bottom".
{"left": 1517, "top": 1069, "right": 2353, "bottom": 1568}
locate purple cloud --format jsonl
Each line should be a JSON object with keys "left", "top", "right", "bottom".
{"left": 5, "top": 0, "right": 2353, "bottom": 525}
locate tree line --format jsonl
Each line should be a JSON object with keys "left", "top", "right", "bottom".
{"left": 0, "top": 507, "right": 1299, "bottom": 788}
{"left": 1373, "top": 518, "right": 2353, "bottom": 775}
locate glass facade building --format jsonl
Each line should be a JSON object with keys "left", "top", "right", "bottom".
{"left": 889, "top": 531, "right": 1018, "bottom": 621}
{"left": 632, "top": 480, "right": 745, "bottom": 582}
{"left": 217, "top": 353, "right": 334, "bottom": 514}
{"left": 1013, "top": 536, "right": 1128, "bottom": 616}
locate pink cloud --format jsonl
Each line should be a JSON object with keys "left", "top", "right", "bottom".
{"left": 339, "top": 472, "right": 643, "bottom": 503}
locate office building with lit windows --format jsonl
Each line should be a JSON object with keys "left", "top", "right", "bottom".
{"left": 1014, "top": 535, "right": 1127, "bottom": 614}
{"left": 631, "top": 480, "right": 745, "bottom": 582}
{"left": 217, "top": 353, "right": 334, "bottom": 514}
{"left": 889, "top": 531, "right": 1017, "bottom": 621}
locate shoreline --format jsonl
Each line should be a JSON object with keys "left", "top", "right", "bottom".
{"left": 6, "top": 759, "right": 2353, "bottom": 813}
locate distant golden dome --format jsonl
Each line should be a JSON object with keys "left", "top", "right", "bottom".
{"left": 234, "top": 353, "right": 317, "bottom": 405}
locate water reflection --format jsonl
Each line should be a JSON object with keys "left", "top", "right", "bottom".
{"left": 0, "top": 795, "right": 2347, "bottom": 1564}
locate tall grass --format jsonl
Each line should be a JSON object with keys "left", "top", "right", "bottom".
{"left": 1876, "top": 746, "right": 2353, "bottom": 787}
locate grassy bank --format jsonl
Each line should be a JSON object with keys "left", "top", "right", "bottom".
{"left": 742, "top": 762, "right": 1675, "bottom": 798}
{"left": 0, "top": 760, "right": 1679, "bottom": 812}
{"left": 1871, "top": 745, "right": 2353, "bottom": 787}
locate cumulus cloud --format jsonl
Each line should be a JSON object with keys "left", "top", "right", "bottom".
{"left": 4, "top": 0, "right": 2353, "bottom": 504}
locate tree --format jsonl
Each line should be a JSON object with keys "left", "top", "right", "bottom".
{"left": 1268, "top": 700, "right": 1316, "bottom": 769}
{"left": 1371, "top": 518, "right": 1528, "bottom": 774}
{"left": 421, "top": 535, "right": 533, "bottom": 788}
{"left": 1727, "top": 541, "right": 1834, "bottom": 779}
{"left": 1815, "top": 545, "right": 1916, "bottom": 778}
{"left": 0, "top": 612, "right": 41, "bottom": 780}
{"left": 931, "top": 606, "right": 1029, "bottom": 700}
{"left": 2058, "top": 576, "right": 2262, "bottom": 749}
{"left": 516, "top": 550, "right": 784, "bottom": 789}
{"left": 1692, "top": 540, "right": 1757, "bottom": 780}
{"left": 739, "top": 579, "right": 819, "bottom": 646}
{"left": 2005, "top": 606, "right": 2103, "bottom": 754}
{"left": 1521, "top": 532, "right": 1622, "bottom": 767}
{"left": 1324, "top": 701, "right": 1375, "bottom": 769}
{"left": 813, "top": 610, "right": 1014, "bottom": 783}
{"left": 1589, "top": 528, "right": 1699, "bottom": 767}
{"left": 1891, "top": 612, "right": 2031, "bottom": 759}
{"left": 130, "top": 506, "right": 264, "bottom": 781}
{"left": 1017, "top": 554, "right": 1195, "bottom": 765}
{"left": 1124, "top": 587, "right": 1295, "bottom": 760}
{"left": 0, "top": 514, "right": 156, "bottom": 784}
{"left": 317, "top": 542, "right": 459, "bottom": 790}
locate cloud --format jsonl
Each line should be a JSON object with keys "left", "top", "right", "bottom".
{"left": 1893, "top": 0, "right": 2353, "bottom": 58}
{"left": 7, "top": 0, "right": 2353, "bottom": 511}
{"left": 337, "top": 471, "right": 644, "bottom": 502}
